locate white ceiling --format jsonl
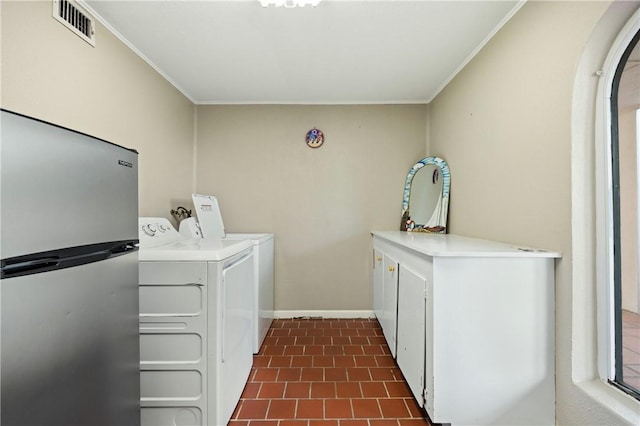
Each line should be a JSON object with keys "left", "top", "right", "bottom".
{"left": 82, "top": 0, "right": 524, "bottom": 104}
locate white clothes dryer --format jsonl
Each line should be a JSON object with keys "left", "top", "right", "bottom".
{"left": 180, "top": 194, "right": 274, "bottom": 354}
{"left": 138, "top": 217, "right": 254, "bottom": 426}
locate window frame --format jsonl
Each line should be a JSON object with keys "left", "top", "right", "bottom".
{"left": 609, "top": 27, "right": 640, "bottom": 399}
{"left": 595, "top": 8, "right": 640, "bottom": 390}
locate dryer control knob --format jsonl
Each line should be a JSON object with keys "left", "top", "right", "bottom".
{"left": 142, "top": 224, "right": 156, "bottom": 236}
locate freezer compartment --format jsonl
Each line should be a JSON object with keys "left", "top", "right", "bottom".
{"left": 0, "top": 110, "right": 138, "bottom": 259}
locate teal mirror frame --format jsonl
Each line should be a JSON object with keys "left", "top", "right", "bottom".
{"left": 401, "top": 156, "right": 451, "bottom": 233}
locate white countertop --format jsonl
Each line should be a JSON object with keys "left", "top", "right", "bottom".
{"left": 372, "top": 231, "right": 561, "bottom": 258}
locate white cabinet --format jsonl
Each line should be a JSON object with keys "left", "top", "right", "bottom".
{"left": 373, "top": 249, "right": 401, "bottom": 358}
{"left": 382, "top": 255, "right": 399, "bottom": 357}
{"left": 372, "top": 249, "right": 384, "bottom": 325}
{"left": 372, "top": 231, "right": 560, "bottom": 426}
{"left": 397, "top": 264, "right": 428, "bottom": 405}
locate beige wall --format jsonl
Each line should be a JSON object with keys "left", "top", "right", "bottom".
{"left": 4, "top": 0, "right": 639, "bottom": 422}
{"left": 0, "top": 1, "right": 428, "bottom": 312}
{"left": 429, "top": 0, "right": 638, "bottom": 424}
{"left": 0, "top": 0, "right": 194, "bottom": 216}
{"left": 195, "top": 105, "right": 427, "bottom": 311}
{"left": 430, "top": 0, "right": 588, "bottom": 249}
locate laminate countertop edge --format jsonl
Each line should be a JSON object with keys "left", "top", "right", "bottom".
{"left": 371, "top": 230, "right": 562, "bottom": 259}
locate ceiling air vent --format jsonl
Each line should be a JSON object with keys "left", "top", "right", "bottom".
{"left": 52, "top": 0, "right": 95, "bottom": 46}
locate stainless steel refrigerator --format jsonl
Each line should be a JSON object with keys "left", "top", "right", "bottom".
{"left": 0, "top": 109, "right": 140, "bottom": 425}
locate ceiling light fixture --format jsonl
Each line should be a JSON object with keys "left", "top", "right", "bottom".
{"left": 259, "top": 0, "right": 321, "bottom": 8}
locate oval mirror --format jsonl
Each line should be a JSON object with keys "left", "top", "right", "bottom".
{"left": 400, "top": 156, "right": 451, "bottom": 233}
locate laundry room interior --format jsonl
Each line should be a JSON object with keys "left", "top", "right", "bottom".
{"left": 2, "top": 1, "right": 640, "bottom": 425}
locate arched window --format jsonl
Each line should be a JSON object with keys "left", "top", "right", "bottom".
{"left": 572, "top": 5, "right": 640, "bottom": 421}
{"left": 594, "top": 9, "right": 640, "bottom": 401}
{"left": 609, "top": 28, "right": 640, "bottom": 399}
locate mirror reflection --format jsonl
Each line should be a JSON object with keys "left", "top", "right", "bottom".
{"left": 400, "top": 156, "right": 450, "bottom": 233}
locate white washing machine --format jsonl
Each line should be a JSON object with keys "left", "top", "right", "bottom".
{"left": 138, "top": 217, "right": 254, "bottom": 426}
{"left": 179, "top": 194, "right": 274, "bottom": 354}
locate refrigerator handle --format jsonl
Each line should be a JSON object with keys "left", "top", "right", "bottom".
{"left": 110, "top": 241, "right": 138, "bottom": 255}
{"left": 1, "top": 257, "right": 60, "bottom": 277}
{"left": 2, "top": 250, "right": 111, "bottom": 279}
{"left": 1, "top": 240, "right": 138, "bottom": 279}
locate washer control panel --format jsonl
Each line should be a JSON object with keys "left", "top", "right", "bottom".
{"left": 138, "top": 217, "right": 183, "bottom": 248}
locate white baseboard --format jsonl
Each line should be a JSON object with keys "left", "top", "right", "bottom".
{"left": 273, "top": 310, "right": 375, "bottom": 319}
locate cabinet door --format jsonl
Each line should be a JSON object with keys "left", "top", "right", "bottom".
{"left": 382, "top": 255, "right": 399, "bottom": 358}
{"left": 372, "top": 249, "right": 384, "bottom": 322}
{"left": 424, "top": 275, "right": 434, "bottom": 417}
{"left": 396, "top": 264, "right": 427, "bottom": 406}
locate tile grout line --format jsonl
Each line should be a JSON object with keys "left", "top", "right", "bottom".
{"left": 234, "top": 318, "right": 431, "bottom": 425}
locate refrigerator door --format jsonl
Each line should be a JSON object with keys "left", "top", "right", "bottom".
{"left": 1, "top": 253, "right": 140, "bottom": 426}
{"left": 0, "top": 110, "right": 140, "bottom": 425}
{"left": 0, "top": 110, "right": 138, "bottom": 258}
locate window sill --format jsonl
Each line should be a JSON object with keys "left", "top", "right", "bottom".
{"left": 577, "top": 379, "right": 640, "bottom": 424}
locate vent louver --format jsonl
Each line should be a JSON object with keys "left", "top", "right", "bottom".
{"left": 52, "top": 0, "right": 95, "bottom": 46}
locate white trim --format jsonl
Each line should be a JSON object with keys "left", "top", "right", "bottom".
{"left": 636, "top": 108, "right": 640, "bottom": 314}
{"left": 192, "top": 105, "right": 198, "bottom": 194}
{"left": 79, "top": 0, "right": 523, "bottom": 107}
{"left": 64, "top": 2, "right": 431, "bottom": 106}
{"left": 578, "top": 380, "right": 640, "bottom": 425}
{"left": 273, "top": 310, "right": 375, "bottom": 319}
{"left": 594, "top": 7, "right": 640, "bottom": 382}
{"left": 77, "top": 1, "right": 197, "bottom": 105}
{"left": 570, "top": 3, "right": 640, "bottom": 423}
{"left": 224, "top": 0, "right": 525, "bottom": 105}
{"left": 426, "top": 0, "right": 527, "bottom": 104}
{"left": 194, "top": 100, "right": 430, "bottom": 106}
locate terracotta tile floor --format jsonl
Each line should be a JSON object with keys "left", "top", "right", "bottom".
{"left": 229, "top": 318, "right": 434, "bottom": 426}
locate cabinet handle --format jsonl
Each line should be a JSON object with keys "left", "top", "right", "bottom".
{"left": 388, "top": 265, "right": 395, "bottom": 272}
{"left": 377, "top": 256, "right": 382, "bottom": 261}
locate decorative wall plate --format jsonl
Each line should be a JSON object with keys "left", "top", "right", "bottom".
{"left": 306, "top": 128, "right": 324, "bottom": 148}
